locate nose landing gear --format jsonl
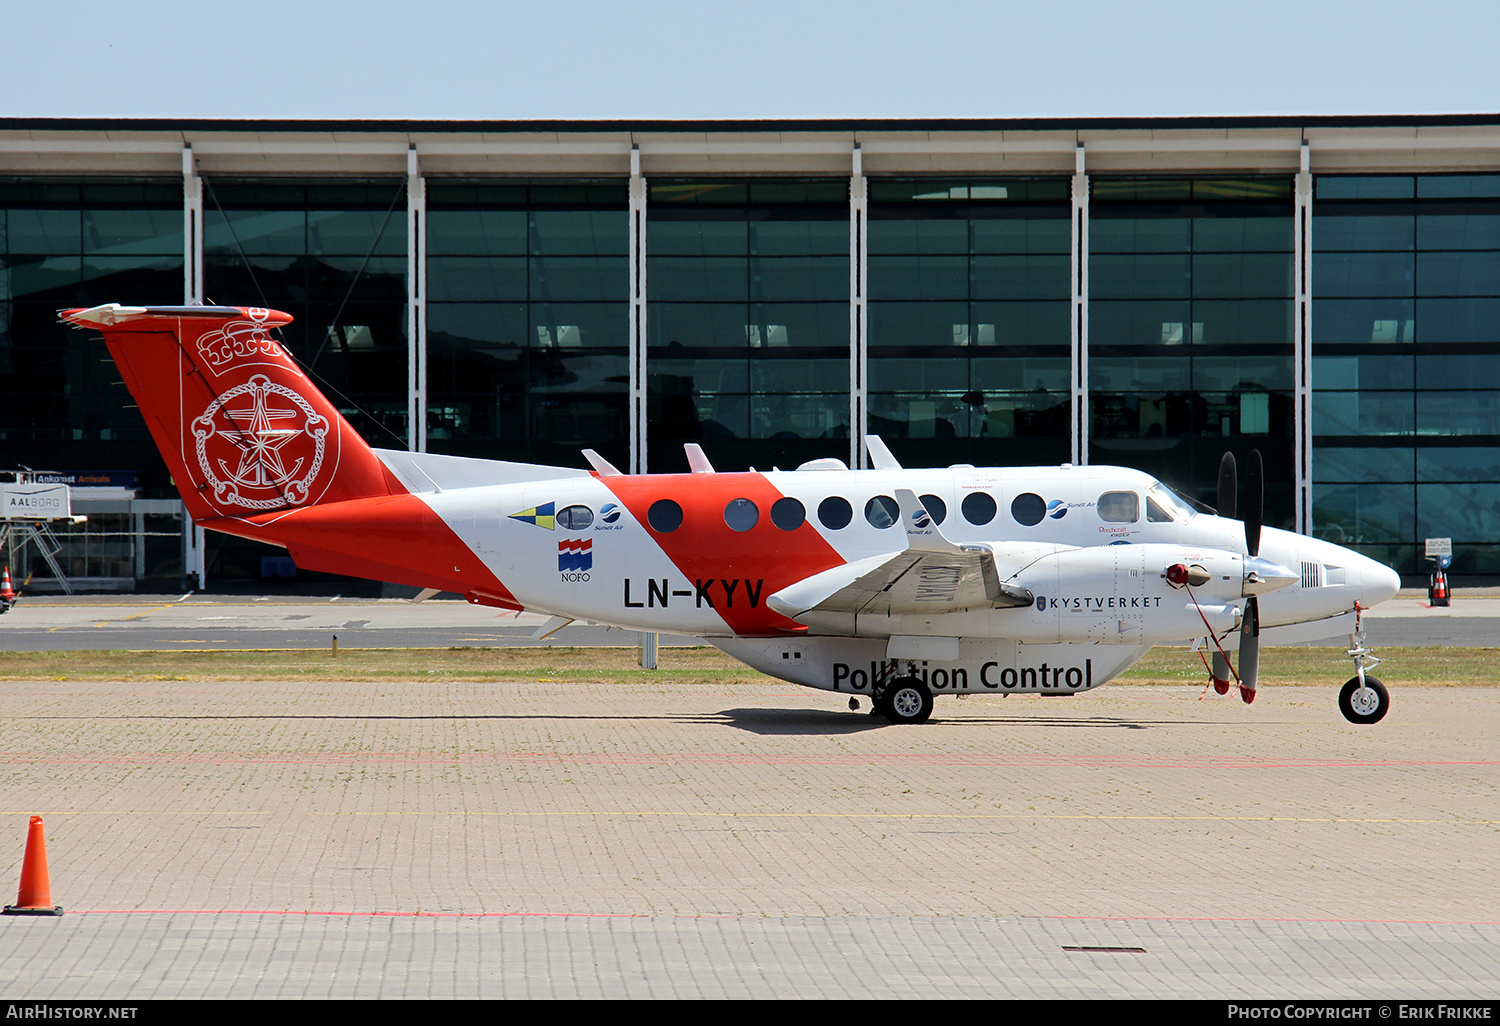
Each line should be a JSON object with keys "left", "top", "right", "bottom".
{"left": 1340, "top": 604, "right": 1389, "bottom": 724}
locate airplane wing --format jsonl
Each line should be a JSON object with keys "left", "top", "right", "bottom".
{"left": 767, "top": 490, "right": 1059, "bottom": 619}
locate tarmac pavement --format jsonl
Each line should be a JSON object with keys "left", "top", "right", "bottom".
{"left": 0, "top": 590, "right": 1497, "bottom": 999}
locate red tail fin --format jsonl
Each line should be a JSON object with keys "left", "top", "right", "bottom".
{"left": 61, "top": 305, "right": 400, "bottom": 521}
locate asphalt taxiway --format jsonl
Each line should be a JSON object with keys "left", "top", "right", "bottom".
{"left": 1, "top": 591, "right": 1495, "bottom": 651}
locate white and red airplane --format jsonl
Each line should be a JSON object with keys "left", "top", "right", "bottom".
{"left": 63, "top": 303, "right": 1402, "bottom": 725}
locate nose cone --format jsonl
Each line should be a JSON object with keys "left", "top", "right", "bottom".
{"left": 1356, "top": 555, "right": 1402, "bottom": 609}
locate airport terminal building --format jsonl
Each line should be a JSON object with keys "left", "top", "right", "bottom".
{"left": 1, "top": 115, "right": 1498, "bottom": 588}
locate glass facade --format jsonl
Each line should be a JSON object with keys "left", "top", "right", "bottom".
{"left": 1312, "top": 174, "right": 1500, "bottom": 573}
{"left": 868, "top": 180, "right": 1072, "bottom": 468}
{"left": 203, "top": 178, "right": 409, "bottom": 447}
{"left": 0, "top": 178, "right": 184, "bottom": 486}
{"left": 426, "top": 181, "right": 629, "bottom": 468}
{"left": 9, "top": 143, "right": 1500, "bottom": 585}
{"left": 647, "top": 181, "right": 849, "bottom": 473}
{"left": 1089, "top": 178, "right": 1296, "bottom": 527}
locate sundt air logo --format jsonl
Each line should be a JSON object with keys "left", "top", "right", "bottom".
{"left": 192, "top": 374, "right": 330, "bottom": 511}
{"left": 595, "top": 502, "right": 624, "bottom": 531}
{"left": 1046, "top": 499, "right": 1068, "bottom": 520}
{"left": 911, "top": 507, "right": 932, "bottom": 529}
{"left": 510, "top": 502, "right": 556, "bottom": 529}
{"left": 559, "top": 538, "right": 592, "bottom": 580}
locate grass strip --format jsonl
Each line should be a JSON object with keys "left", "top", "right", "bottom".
{"left": 0, "top": 646, "right": 1496, "bottom": 687}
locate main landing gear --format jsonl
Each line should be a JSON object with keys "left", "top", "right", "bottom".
{"left": 1340, "top": 605, "right": 1390, "bottom": 725}
{"left": 870, "top": 673, "right": 934, "bottom": 724}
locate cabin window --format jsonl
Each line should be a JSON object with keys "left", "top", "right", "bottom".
{"left": 557, "top": 505, "right": 593, "bottom": 530}
{"left": 865, "top": 495, "right": 899, "bottom": 529}
{"left": 818, "top": 496, "right": 853, "bottom": 530}
{"left": 1012, "top": 492, "right": 1045, "bottom": 526}
{"left": 648, "top": 499, "right": 683, "bottom": 533}
{"left": 918, "top": 494, "right": 947, "bottom": 525}
{"left": 962, "top": 491, "right": 997, "bottom": 525}
{"left": 771, "top": 496, "right": 806, "bottom": 531}
{"left": 1097, "top": 491, "right": 1139, "bottom": 523}
{"left": 723, "top": 498, "right": 759, "bottom": 532}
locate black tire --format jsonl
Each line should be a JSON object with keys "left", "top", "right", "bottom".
{"left": 1339, "top": 676, "right": 1390, "bottom": 725}
{"left": 882, "top": 677, "right": 934, "bottom": 724}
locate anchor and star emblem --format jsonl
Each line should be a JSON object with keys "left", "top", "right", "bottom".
{"left": 192, "top": 374, "right": 330, "bottom": 510}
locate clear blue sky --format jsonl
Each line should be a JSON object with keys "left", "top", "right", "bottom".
{"left": 5, "top": 0, "right": 1497, "bottom": 121}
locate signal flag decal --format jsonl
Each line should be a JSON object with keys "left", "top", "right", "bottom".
{"left": 510, "top": 502, "right": 557, "bottom": 530}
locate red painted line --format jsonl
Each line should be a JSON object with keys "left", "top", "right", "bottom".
{"left": 72, "top": 908, "right": 729, "bottom": 919}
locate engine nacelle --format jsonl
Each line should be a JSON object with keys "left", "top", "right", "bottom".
{"left": 1005, "top": 543, "right": 1245, "bottom": 643}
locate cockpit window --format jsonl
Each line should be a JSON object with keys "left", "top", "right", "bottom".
{"left": 1149, "top": 484, "right": 1195, "bottom": 521}
{"left": 1146, "top": 496, "right": 1174, "bottom": 523}
{"left": 1097, "top": 491, "right": 1139, "bottom": 524}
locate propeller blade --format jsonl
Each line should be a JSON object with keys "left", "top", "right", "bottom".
{"left": 1238, "top": 596, "right": 1260, "bottom": 703}
{"left": 1210, "top": 649, "right": 1234, "bottom": 695}
{"left": 1217, "top": 452, "right": 1237, "bottom": 521}
{"left": 1243, "top": 449, "right": 1263, "bottom": 558}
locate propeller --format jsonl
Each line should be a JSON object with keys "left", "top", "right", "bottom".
{"left": 1210, "top": 453, "right": 1237, "bottom": 694}
{"left": 1239, "top": 450, "right": 1263, "bottom": 704}
{"left": 1208, "top": 450, "right": 1264, "bottom": 703}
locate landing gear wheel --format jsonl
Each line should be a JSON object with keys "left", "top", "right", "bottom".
{"left": 1339, "top": 676, "right": 1389, "bottom": 725}
{"left": 882, "top": 677, "right": 933, "bottom": 724}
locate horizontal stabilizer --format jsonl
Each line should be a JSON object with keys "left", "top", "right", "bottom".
{"left": 375, "top": 449, "right": 589, "bottom": 493}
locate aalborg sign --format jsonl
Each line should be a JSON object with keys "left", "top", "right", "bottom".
{"left": 0, "top": 484, "right": 71, "bottom": 520}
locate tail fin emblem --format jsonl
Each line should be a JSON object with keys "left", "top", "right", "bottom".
{"left": 192, "top": 374, "right": 328, "bottom": 509}
{"left": 197, "top": 317, "right": 291, "bottom": 371}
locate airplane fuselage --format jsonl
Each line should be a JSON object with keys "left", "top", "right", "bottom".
{"left": 63, "top": 303, "right": 1403, "bottom": 719}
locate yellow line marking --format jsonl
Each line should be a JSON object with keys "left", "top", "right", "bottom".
{"left": 94, "top": 604, "right": 175, "bottom": 628}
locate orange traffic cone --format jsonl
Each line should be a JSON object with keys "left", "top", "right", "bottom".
{"left": 3, "top": 816, "right": 63, "bottom": 915}
{"left": 0, "top": 567, "right": 15, "bottom": 604}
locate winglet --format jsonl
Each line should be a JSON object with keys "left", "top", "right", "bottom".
{"left": 684, "top": 443, "right": 715, "bottom": 474}
{"left": 581, "top": 449, "right": 623, "bottom": 476}
{"left": 894, "top": 489, "right": 963, "bottom": 554}
{"left": 865, "top": 435, "right": 902, "bottom": 470}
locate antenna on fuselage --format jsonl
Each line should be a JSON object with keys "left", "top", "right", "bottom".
{"left": 865, "top": 435, "right": 902, "bottom": 470}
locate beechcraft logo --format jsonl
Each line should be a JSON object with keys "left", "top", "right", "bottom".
{"left": 510, "top": 502, "right": 556, "bottom": 529}
{"left": 558, "top": 538, "right": 592, "bottom": 572}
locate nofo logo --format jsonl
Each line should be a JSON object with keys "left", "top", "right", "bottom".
{"left": 1046, "top": 499, "right": 1068, "bottom": 519}
{"left": 600, "top": 503, "right": 622, "bottom": 524}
